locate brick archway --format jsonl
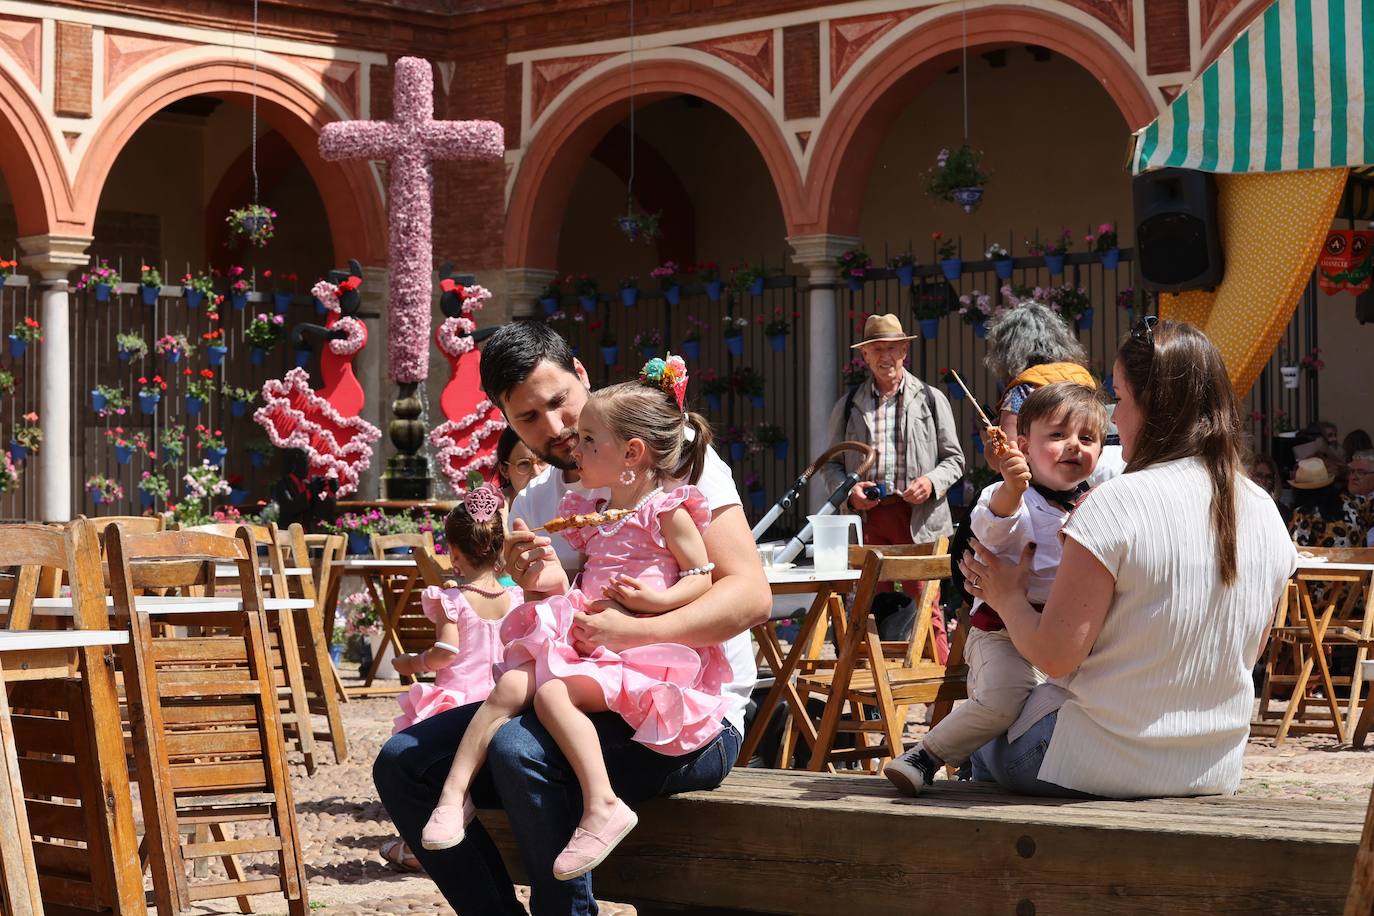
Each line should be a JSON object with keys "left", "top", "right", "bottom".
{"left": 505, "top": 57, "right": 805, "bottom": 268}
{"left": 0, "top": 65, "right": 75, "bottom": 238}
{"left": 73, "top": 57, "right": 386, "bottom": 264}
{"left": 801, "top": 5, "right": 1157, "bottom": 236}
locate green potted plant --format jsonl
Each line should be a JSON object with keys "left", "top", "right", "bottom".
{"left": 8, "top": 316, "right": 40, "bottom": 359}
{"left": 105, "top": 426, "right": 147, "bottom": 465}
{"left": 681, "top": 315, "right": 707, "bottom": 361}
{"left": 731, "top": 264, "right": 768, "bottom": 298}
{"left": 615, "top": 209, "right": 661, "bottom": 243}
{"left": 888, "top": 252, "right": 916, "bottom": 287}
{"left": 139, "top": 264, "right": 162, "bottom": 305}
{"left": 137, "top": 469, "right": 169, "bottom": 510}
{"left": 539, "top": 278, "right": 562, "bottom": 315}
{"left": 573, "top": 274, "right": 599, "bottom": 312}
{"left": 722, "top": 316, "right": 748, "bottom": 357}
{"left": 117, "top": 332, "right": 148, "bottom": 362}
{"left": 245, "top": 312, "right": 287, "bottom": 364}
{"left": 0, "top": 368, "right": 14, "bottom": 396}
{"left": 227, "top": 203, "right": 277, "bottom": 248}
{"left": 913, "top": 285, "right": 952, "bottom": 339}
{"left": 756, "top": 422, "right": 789, "bottom": 461}
{"left": 154, "top": 332, "right": 194, "bottom": 364}
{"left": 732, "top": 366, "right": 766, "bottom": 408}
{"left": 181, "top": 270, "right": 215, "bottom": 308}
{"left": 91, "top": 383, "right": 128, "bottom": 417}
{"left": 700, "top": 368, "right": 729, "bottom": 411}
{"left": 925, "top": 143, "right": 989, "bottom": 212}
{"left": 956, "top": 290, "right": 994, "bottom": 338}
{"left": 1027, "top": 229, "right": 1072, "bottom": 276}
{"left": 651, "top": 261, "right": 682, "bottom": 305}
{"left": 77, "top": 260, "right": 121, "bottom": 302}
{"left": 137, "top": 375, "right": 167, "bottom": 415}
{"left": 9, "top": 412, "right": 40, "bottom": 462}
{"left": 743, "top": 470, "right": 767, "bottom": 511}
{"left": 1087, "top": 223, "right": 1120, "bottom": 269}
{"left": 197, "top": 424, "right": 228, "bottom": 466}
{"left": 0, "top": 451, "right": 20, "bottom": 494}
{"left": 696, "top": 261, "right": 722, "bottom": 301}
{"left": 185, "top": 369, "right": 217, "bottom": 417}
{"left": 842, "top": 355, "right": 868, "bottom": 388}
{"left": 86, "top": 473, "right": 124, "bottom": 506}
{"left": 762, "top": 307, "right": 796, "bottom": 352}
{"left": 634, "top": 328, "right": 662, "bottom": 360}
{"left": 721, "top": 426, "right": 752, "bottom": 462}
{"left": 223, "top": 382, "right": 260, "bottom": 418}
{"left": 837, "top": 249, "right": 872, "bottom": 292}
{"left": 248, "top": 436, "right": 275, "bottom": 469}
{"left": 159, "top": 424, "right": 186, "bottom": 465}
{"left": 986, "top": 242, "right": 1013, "bottom": 280}
{"left": 0, "top": 258, "right": 17, "bottom": 286}
{"left": 933, "top": 231, "right": 961, "bottom": 281}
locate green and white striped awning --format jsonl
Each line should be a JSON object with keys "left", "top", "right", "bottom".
{"left": 1131, "top": 0, "right": 1374, "bottom": 175}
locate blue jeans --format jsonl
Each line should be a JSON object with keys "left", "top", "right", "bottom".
{"left": 968, "top": 711, "right": 1095, "bottom": 798}
{"left": 374, "top": 701, "right": 741, "bottom": 915}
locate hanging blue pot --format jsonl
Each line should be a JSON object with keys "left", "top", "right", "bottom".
{"left": 185, "top": 396, "right": 204, "bottom": 416}
{"left": 185, "top": 289, "right": 204, "bottom": 308}
{"left": 768, "top": 334, "right": 786, "bottom": 353}
{"left": 163, "top": 451, "right": 181, "bottom": 467}
{"left": 1103, "top": 375, "right": 1116, "bottom": 398}
{"left": 620, "top": 287, "right": 639, "bottom": 307}
{"left": 706, "top": 392, "right": 722, "bottom": 412}
{"left": 947, "top": 382, "right": 964, "bottom": 401}
{"left": 274, "top": 292, "right": 292, "bottom": 313}
{"left": 207, "top": 446, "right": 228, "bottom": 466}
{"left": 640, "top": 345, "right": 657, "bottom": 360}
{"left": 250, "top": 347, "right": 267, "bottom": 366}
{"left": 579, "top": 294, "right": 597, "bottom": 313}
{"left": 1100, "top": 248, "right": 1121, "bottom": 270}
{"left": 749, "top": 488, "right": 767, "bottom": 510}
{"left": 91, "top": 491, "right": 105, "bottom": 506}
{"left": 139, "top": 490, "right": 155, "bottom": 509}
{"left": 600, "top": 345, "right": 618, "bottom": 366}
{"left": 846, "top": 275, "right": 864, "bottom": 292}
{"left": 141, "top": 285, "right": 160, "bottom": 306}
{"left": 974, "top": 321, "right": 988, "bottom": 339}
{"left": 994, "top": 258, "right": 1014, "bottom": 280}
{"left": 729, "top": 441, "right": 747, "bottom": 462}
{"left": 229, "top": 486, "right": 248, "bottom": 506}
{"left": 681, "top": 340, "right": 701, "bottom": 362}
{"left": 138, "top": 392, "right": 160, "bottom": 415}
{"left": 115, "top": 444, "right": 135, "bottom": 465}
{"left": 94, "top": 283, "right": 112, "bottom": 303}
{"left": 724, "top": 335, "right": 744, "bottom": 357}
{"left": 346, "top": 532, "right": 371, "bottom": 556}
{"left": 750, "top": 394, "right": 765, "bottom": 409}
{"left": 748, "top": 276, "right": 765, "bottom": 296}
{"left": 295, "top": 349, "right": 310, "bottom": 368}
{"left": 207, "top": 344, "right": 228, "bottom": 367}
{"left": 895, "top": 264, "right": 915, "bottom": 287}
{"left": 705, "top": 279, "right": 723, "bottom": 302}
{"left": 7, "top": 441, "right": 26, "bottom": 463}
{"left": 939, "top": 259, "right": 962, "bottom": 281}
{"left": 165, "top": 349, "right": 181, "bottom": 364}
{"left": 773, "top": 440, "right": 789, "bottom": 461}
{"left": 7, "top": 335, "right": 25, "bottom": 359}
{"left": 918, "top": 318, "right": 940, "bottom": 339}
{"left": 664, "top": 285, "right": 682, "bottom": 306}
{"left": 231, "top": 399, "right": 250, "bottom": 418}
{"left": 540, "top": 296, "right": 559, "bottom": 315}
{"left": 973, "top": 433, "right": 985, "bottom": 455}
{"left": 117, "top": 348, "right": 133, "bottom": 362}
{"left": 231, "top": 292, "right": 248, "bottom": 310}
{"left": 249, "top": 450, "right": 267, "bottom": 469}
{"left": 91, "top": 390, "right": 108, "bottom": 412}
{"left": 314, "top": 296, "right": 327, "bottom": 316}
{"left": 1077, "top": 308, "right": 1095, "bottom": 331}
{"left": 1043, "top": 254, "right": 1066, "bottom": 275}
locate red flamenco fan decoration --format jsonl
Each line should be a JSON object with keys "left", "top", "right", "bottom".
{"left": 429, "top": 266, "right": 507, "bottom": 492}
{"left": 254, "top": 260, "right": 382, "bottom": 497}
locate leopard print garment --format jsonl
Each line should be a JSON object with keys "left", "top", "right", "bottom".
{"left": 1289, "top": 493, "right": 1374, "bottom": 548}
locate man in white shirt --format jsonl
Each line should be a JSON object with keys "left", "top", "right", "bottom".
{"left": 374, "top": 321, "right": 770, "bottom": 915}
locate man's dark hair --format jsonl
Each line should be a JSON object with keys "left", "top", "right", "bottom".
{"left": 479, "top": 321, "right": 577, "bottom": 407}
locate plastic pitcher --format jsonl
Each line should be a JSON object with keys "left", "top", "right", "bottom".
{"left": 808, "top": 514, "right": 863, "bottom": 572}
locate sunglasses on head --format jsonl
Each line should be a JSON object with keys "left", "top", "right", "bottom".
{"left": 1131, "top": 315, "right": 1159, "bottom": 343}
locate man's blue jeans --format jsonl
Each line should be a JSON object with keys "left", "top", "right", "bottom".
{"left": 968, "top": 710, "right": 1094, "bottom": 798}
{"left": 374, "top": 701, "right": 741, "bottom": 915}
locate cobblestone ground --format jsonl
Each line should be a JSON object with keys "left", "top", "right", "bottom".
{"left": 174, "top": 686, "right": 1373, "bottom": 915}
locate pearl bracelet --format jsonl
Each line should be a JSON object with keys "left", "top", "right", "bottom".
{"left": 679, "top": 562, "right": 715, "bottom": 578}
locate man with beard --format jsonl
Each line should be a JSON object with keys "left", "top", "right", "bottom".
{"left": 373, "top": 320, "right": 770, "bottom": 915}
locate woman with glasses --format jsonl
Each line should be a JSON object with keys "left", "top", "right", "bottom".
{"left": 496, "top": 427, "right": 547, "bottom": 507}
{"left": 1247, "top": 453, "right": 1291, "bottom": 525}
{"left": 960, "top": 318, "right": 1295, "bottom": 798}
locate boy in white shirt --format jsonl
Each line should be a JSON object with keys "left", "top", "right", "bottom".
{"left": 884, "top": 382, "right": 1107, "bottom": 795}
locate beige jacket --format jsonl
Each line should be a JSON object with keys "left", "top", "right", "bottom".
{"left": 821, "top": 370, "right": 965, "bottom": 543}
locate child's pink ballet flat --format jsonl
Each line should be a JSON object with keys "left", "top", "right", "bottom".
{"left": 552, "top": 799, "right": 638, "bottom": 881}
{"left": 419, "top": 797, "right": 476, "bottom": 851}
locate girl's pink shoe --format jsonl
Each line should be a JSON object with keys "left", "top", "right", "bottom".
{"left": 420, "top": 797, "right": 476, "bottom": 850}
{"left": 552, "top": 799, "right": 638, "bottom": 881}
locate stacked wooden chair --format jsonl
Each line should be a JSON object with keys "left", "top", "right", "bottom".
{"left": 359, "top": 531, "right": 437, "bottom": 687}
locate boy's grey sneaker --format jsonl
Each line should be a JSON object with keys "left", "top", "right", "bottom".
{"left": 883, "top": 746, "right": 938, "bottom": 796}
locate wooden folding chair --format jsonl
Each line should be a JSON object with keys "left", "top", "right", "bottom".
{"left": 270, "top": 523, "right": 348, "bottom": 764}
{"left": 106, "top": 526, "right": 309, "bottom": 916}
{"left": 92, "top": 515, "right": 165, "bottom": 537}
{"left": 0, "top": 519, "right": 146, "bottom": 914}
{"left": 1349, "top": 779, "right": 1374, "bottom": 915}
{"left": 360, "top": 533, "right": 435, "bottom": 687}
{"left": 793, "top": 542, "right": 966, "bottom": 772}
{"left": 371, "top": 531, "right": 436, "bottom": 558}
{"left": 303, "top": 533, "right": 350, "bottom": 708}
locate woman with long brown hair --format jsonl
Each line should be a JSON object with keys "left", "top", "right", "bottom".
{"left": 961, "top": 319, "right": 1295, "bottom": 798}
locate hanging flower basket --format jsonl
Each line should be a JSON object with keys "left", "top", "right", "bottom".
{"left": 682, "top": 339, "right": 701, "bottom": 362}
{"left": 227, "top": 204, "right": 277, "bottom": 248}
{"left": 950, "top": 187, "right": 984, "bottom": 213}
{"left": 926, "top": 144, "right": 989, "bottom": 211}
{"left": 207, "top": 344, "right": 228, "bottom": 367}
{"left": 616, "top": 211, "right": 661, "bottom": 243}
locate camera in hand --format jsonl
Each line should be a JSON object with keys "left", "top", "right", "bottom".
{"left": 863, "top": 483, "right": 888, "bottom": 500}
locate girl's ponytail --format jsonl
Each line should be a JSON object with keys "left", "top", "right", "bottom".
{"left": 673, "top": 411, "right": 714, "bottom": 484}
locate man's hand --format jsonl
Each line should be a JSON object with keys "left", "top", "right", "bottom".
{"left": 502, "top": 518, "right": 557, "bottom": 592}
{"left": 902, "top": 476, "right": 934, "bottom": 505}
{"left": 571, "top": 601, "right": 647, "bottom": 654}
{"left": 998, "top": 445, "right": 1032, "bottom": 495}
{"left": 849, "top": 481, "right": 879, "bottom": 511}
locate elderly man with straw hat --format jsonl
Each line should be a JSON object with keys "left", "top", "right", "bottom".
{"left": 821, "top": 314, "right": 965, "bottom": 660}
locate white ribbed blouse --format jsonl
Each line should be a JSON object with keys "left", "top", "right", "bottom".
{"left": 1037, "top": 456, "right": 1296, "bottom": 798}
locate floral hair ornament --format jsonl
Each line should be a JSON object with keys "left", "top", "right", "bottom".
{"left": 462, "top": 480, "right": 502, "bottom": 523}
{"left": 638, "top": 353, "right": 689, "bottom": 412}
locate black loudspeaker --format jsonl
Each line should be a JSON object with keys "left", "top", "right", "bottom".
{"left": 1133, "top": 167, "right": 1225, "bottom": 292}
{"left": 1356, "top": 285, "right": 1374, "bottom": 324}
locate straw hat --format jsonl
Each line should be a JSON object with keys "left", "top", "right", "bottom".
{"left": 1289, "top": 457, "right": 1336, "bottom": 490}
{"left": 851, "top": 313, "right": 919, "bottom": 348}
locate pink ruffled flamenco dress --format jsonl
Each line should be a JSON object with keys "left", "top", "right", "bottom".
{"left": 391, "top": 584, "right": 524, "bottom": 735}
{"left": 497, "top": 486, "right": 732, "bottom": 755}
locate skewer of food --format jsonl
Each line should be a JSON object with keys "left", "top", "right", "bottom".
{"left": 532, "top": 508, "right": 635, "bottom": 534}
{"left": 949, "top": 369, "right": 1011, "bottom": 457}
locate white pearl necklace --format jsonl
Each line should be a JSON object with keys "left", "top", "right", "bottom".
{"left": 596, "top": 487, "right": 661, "bottom": 537}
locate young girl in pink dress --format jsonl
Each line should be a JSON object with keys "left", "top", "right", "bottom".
{"left": 420, "top": 356, "right": 727, "bottom": 882}
{"left": 380, "top": 484, "right": 521, "bottom": 871}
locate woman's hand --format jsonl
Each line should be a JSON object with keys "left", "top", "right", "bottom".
{"left": 961, "top": 539, "right": 1034, "bottom": 611}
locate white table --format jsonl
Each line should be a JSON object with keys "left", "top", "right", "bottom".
{"left": 1, "top": 596, "right": 315, "bottom": 616}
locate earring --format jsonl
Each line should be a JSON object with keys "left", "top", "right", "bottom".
{"left": 619, "top": 468, "right": 637, "bottom": 485}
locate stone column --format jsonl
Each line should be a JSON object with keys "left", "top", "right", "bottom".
{"left": 18, "top": 234, "right": 92, "bottom": 522}
{"left": 505, "top": 267, "right": 559, "bottom": 322}
{"left": 788, "top": 234, "right": 859, "bottom": 510}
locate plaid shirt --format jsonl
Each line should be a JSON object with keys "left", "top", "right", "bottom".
{"left": 870, "top": 379, "right": 908, "bottom": 492}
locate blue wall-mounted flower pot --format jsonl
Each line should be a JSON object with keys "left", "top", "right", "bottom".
{"left": 347, "top": 532, "right": 371, "bottom": 556}
{"left": 231, "top": 292, "right": 248, "bottom": 310}
{"left": 250, "top": 347, "right": 267, "bottom": 366}
{"left": 620, "top": 287, "right": 639, "bottom": 307}
{"left": 706, "top": 393, "right": 722, "bottom": 412}
{"left": 724, "top": 335, "right": 743, "bottom": 357}
{"left": 974, "top": 321, "right": 988, "bottom": 339}
{"left": 139, "top": 490, "right": 155, "bottom": 508}
{"left": 748, "top": 276, "right": 765, "bottom": 296}
{"left": 749, "top": 488, "right": 767, "bottom": 510}
{"left": 141, "top": 285, "right": 160, "bottom": 306}
{"left": 664, "top": 285, "right": 681, "bottom": 306}
{"left": 640, "top": 345, "right": 657, "bottom": 360}
{"left": 918, "top": 318, "right": 940, "bottom": 339}
{"left": 768, "top": 334, "right": 786, "bottom": 353}
{"left": 8, "top": 441, "right": 26, "bottom": 463}
{"left": 295, "top": 349, "right": 310, "bottom": 368}
{"left": 705, "top": 279, "right": 723, "bottom": 302}
{"left": 7, "top": 336, "right": 25, "bottom": 359}
{"left": 947, "top": 383, "right": 964, "bottom": 401}
{"left": 207, "top": 446, "right": 228, "bottom": 466}
{"left": 895, "top": 264, "right": 914, "bottom": 287}
{"left": 94, "top": 283, "right": 112, "bottom": 302}
{"left": 165, "top": 349, "right": 181, "bottom": 364}
{"left": 185, "top": 289, "right": 204, "bottom": 308}
{"left": 750, "top": 395, "right": 765, "bottom": 409}
{"left": 773, "top": 441, "right": 789, "bottom": 461}
{"left": 207, "top": 345, "right": 228, "bottom": 367}
{"left": 939, "top": 259, "right": 962, "bottom": 282}
{"left": 681, "top": 340, "right": 701, "bottom": 362}
{"left": 91, "top": 390, "right": 108, "bottom": 412}
{"left": 1077, "top": 308, "right": 1094, "bottom": 331}
{"left": 249, "top": 450, "right": 267, "bottom": 469}
{"left": 115, "top": 444, "right": 135, "bottom": 464}
{"left": 231, "top": 399, "right": 250, "bottom": 418}
{"left": 994, "top": 258, "right": 1014, "bottom": 280}
{"left": 579, "top": 294, "right": 598, "bottom": 313}
{"left": 185, "top": 396, "right": 204, "bottom": 416}
{"left": 600, "top": 345, "right": 617, "bottom": 366}
{"left": 274, "top": 292, "right": 292, "bottom": 313}
{"left": 540, "top": 296, "right": 558, "bottom": 314}
{"left": 846, "top": 276, "right": 864, "bottom": 292}
{"left": 1044, "top": 254, "right": 1066, "bottom": 275}
{"left": 139, "top": 392, "right": 160, "bottom": 415}
{"left": 1100, "top": 248, "right": 1120, "bottom": 270}
{"left": 229, "top": 486, "right": 248, "bottom": 506}
{"left": 729, "top": 441, "right": 747, "bottom": 462}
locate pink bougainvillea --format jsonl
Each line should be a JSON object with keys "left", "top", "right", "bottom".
{"left": 319, "top": 57, "right": 504, "bottom": 384}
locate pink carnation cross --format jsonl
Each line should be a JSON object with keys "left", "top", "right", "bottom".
{"left": 319, "top": 57, "right": 504, "bottom": 384}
